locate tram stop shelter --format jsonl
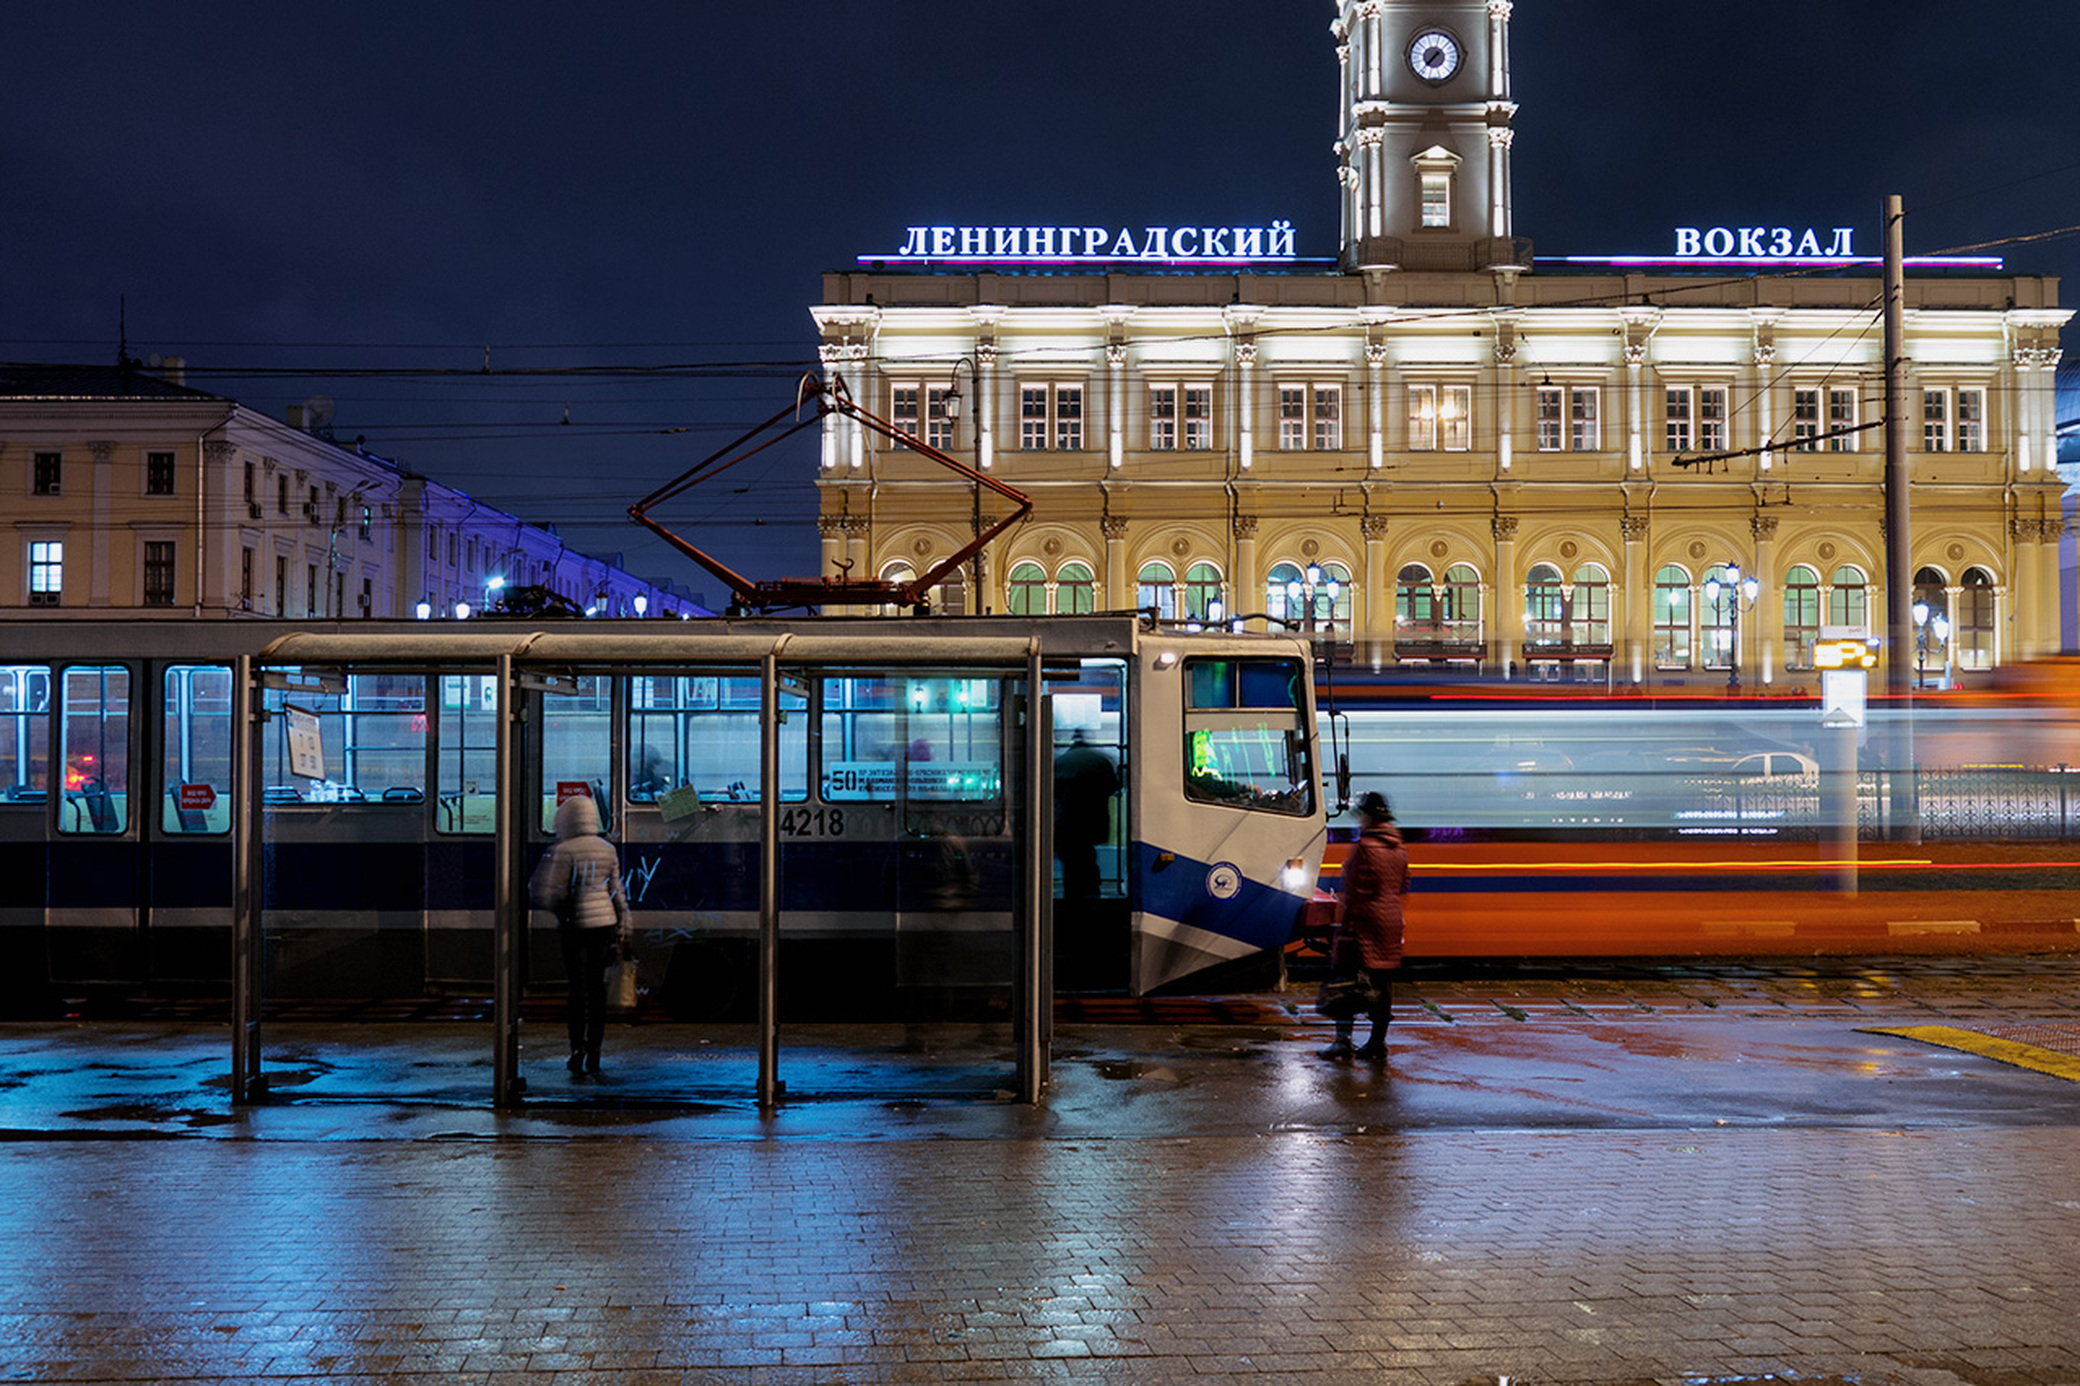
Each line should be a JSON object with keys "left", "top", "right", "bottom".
{"left": 226, "top": 629, "right": 1057, "bottom": 1109}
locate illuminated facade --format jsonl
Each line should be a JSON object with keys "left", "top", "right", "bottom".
{"left": 814, "top": 0, "right": 2070, "bottom": 687}
{"left": 2, "top": 363, "right": 684, "bottom": 621}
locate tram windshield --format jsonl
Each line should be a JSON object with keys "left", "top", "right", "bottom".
{"left": 1181, "top": 656, "right": 1314, "bottom": 815}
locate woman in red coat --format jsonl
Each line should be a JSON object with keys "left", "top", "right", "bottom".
{"left": 1321, "top": 790, "right": 1409, "bottom": 1062}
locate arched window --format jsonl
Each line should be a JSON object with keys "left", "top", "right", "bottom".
{"left": 1056, "top": 561, "right": 1096, "bottom": 615}
{"left": 1440, "top": 563, "right": 1481, "bottom": 643}
{"left": 1958, "top": 567, "right": 1995, "bottom": 670}
{"left": 1827, "top": 566, "right": 1867, "bottom": 635}
{"left": 1320, "top": 561, "right": 1355, "bottom": 641}
{"left": 1653, "top": 564, "right": 1691, "bottom": 668}
{"left": 1524, "top": 563, "right": 1565, "bottom": 648}
{"left": 1006, "top": 560, "right": 1048, "bottom": 616}
{"left": 1183, "top": 561, "right": 1224, "bottom": 621}
{"left": 1137, "top": 561, "right": 1176, "bottom": 619}
{"left": 1396, "top": 563, "right": 1436, "bottom": 635}
{"left": 1265, "top": 562, "right": 1303, "bottom": 626}
{"left": 879, "top": 560, "right": 918, "bottom": 617}
{"left": 1783, "top": 565, "right": 1821, "bottom": 669}
{"left": 1570, "top": 564, "right": 1611, "bottom": 647}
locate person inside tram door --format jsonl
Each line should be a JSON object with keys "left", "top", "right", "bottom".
{"left": 530, "top": 793, "right": 631, "bottom": 1076}
{"left": 1053, "top": 729, "right": 1121, "bottom": 907}
{"left": 1319, "top": 791, "right": 1409, "bottom": 1063}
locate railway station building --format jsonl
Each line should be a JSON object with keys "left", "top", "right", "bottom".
{"left": 811, "top": 0, "right": 2071, "bottom": 689}
{"left": 1, "top": 361, "right": 687, "bottom": 622}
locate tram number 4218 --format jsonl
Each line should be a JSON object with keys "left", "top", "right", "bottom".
{"left": 779, "top": 807, "right": 845, "bottom": 837}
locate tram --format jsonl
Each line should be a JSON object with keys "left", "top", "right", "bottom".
{"left": 1309, "top": 670, "right": 2080, "bottom": 956}
{"left": 0, "top": 615, "right": 1327, "bottom": 1015}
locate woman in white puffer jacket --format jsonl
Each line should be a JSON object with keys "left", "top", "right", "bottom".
{"left": 528, "top": 793, "right": 630, "bottom": 1075}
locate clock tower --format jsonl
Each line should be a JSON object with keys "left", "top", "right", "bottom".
{"left": 1334, "top": 0, "right": 1520, "bottom": 272}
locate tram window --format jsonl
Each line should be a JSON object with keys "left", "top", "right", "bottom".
{"left": 436, "top": 674, "right": 497, "bottom": 833}
{"left": 1, "top": 666, "right": 52, "bottom": 801}
{"left": 58, "top": 666, "right": 129, "bottom": 834}
{"left": 262, "top": 672, "right": 426, "bottom": 806}
{"left": 162, "top": 665, "right": 233, "bottom": 834}
{"left": 540, "top": 674, "right": 611, "bottom": 831}
{"left": 1182, "top": 656, "right": 1313, "bottom": 815}
{"left": 820, "top": 675, "right": 1004, "bottom": 802}
{"left": 627, "top": 674, "right": 807, "bottom": 807}
{"left": 1185, "top": 658, "right": 1304, "bottom": 711}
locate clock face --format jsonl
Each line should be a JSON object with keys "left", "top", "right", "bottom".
{"left": 1408, "top": 29, "right": 1462, "bottom": 82}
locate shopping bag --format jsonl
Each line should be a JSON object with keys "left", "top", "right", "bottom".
{"left": 605, "top": 956, "right": 639, "bottom": 1013}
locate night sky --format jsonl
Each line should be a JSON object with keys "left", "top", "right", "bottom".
{"left": 6, "top": 1, "right": 2075, "bottom": 596}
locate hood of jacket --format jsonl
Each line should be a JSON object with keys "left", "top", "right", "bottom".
{"left": 552, "top": 793, "right": 601, "bottom": 841}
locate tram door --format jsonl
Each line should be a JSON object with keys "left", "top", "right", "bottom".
{"left": 1047, "top": 659, "right": 1128, "bottom": 992}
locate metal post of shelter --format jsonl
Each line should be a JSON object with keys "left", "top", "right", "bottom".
{"left": 492, "top": 651, "right": 525, "bottom": 1107}
{"left": 230, "top": 654, "right": 265, "bottom": 1104}
{"left": 757, "top": 646, "right": 782, "bottom": 1110}
{"left": 1018, "top": 671, "right": 1053, "bottom": 1102}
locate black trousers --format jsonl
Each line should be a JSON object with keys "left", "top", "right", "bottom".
{"left": 559, "top": 926, "right": 617, "bottom": 1057}
{"left": 1334, "top": 967, "right": 1395, "bottom": 1042}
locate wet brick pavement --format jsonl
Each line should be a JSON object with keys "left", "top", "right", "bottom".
{"left": 3, "top": 954, "right": 2079, "bottom": 1385}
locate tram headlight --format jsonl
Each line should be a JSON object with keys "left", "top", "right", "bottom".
{"left": 1281, "top": 857, "right": 1311, "bottom": 891}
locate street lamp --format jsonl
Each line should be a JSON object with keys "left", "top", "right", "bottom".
{"left": 1911, "top": 601, "right": 1950, "bottom": 689}
{"left": 1703, "top": 564, "right": 1761, "bottom": 691}
{"left": 1285, "top": 563, "right": 1342, "bottom": 644}
{"left": 633, "top": 592, "right": 648, "bottom": 618}
{"left": 943, "top": 356, "right": 982, "bottom": 613}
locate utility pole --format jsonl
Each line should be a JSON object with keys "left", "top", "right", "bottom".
{"left": 1882, "top": 194, "right": 1917, "bottom": 841}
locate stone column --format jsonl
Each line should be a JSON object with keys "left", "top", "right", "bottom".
{"left": 1366, "top": 341, "right": 1386, "bottom": 471}
{"left": 819, "top": 515, "right": 847, "bottom": 583}
{"left": 90, "top": 441, "right": 114, "bottom": 607}
{"left": 1232, "top": 515, "right": 1259, "bottom": 626}
{"left": 1233, "top": 333, "right": 1257, "bottom": 473}
{"left": 844, "top": 517, "right": 869, "bottom": 610}
{"left": 1107, "top": 340, "right": 1126, "bottom": 472}
{"left": 1621, "top": 515, "right": 1650, "bottom": 684}
{"left": 2012, "top": 517, "right": 2043, "bottom": 661}
{"left": 1492, "top": 515, "right": 1520, "bottom": 673}
{"left": 1361, "top": 514, "right": 1391, "bottom": 666}
{"left": 1752, "top": 514, "right": 1781, "bottom": 687}
{"left": 1102, "top": 516, "right": 1129, "bottom": 610}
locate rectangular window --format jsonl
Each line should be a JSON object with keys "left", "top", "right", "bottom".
{"left": 32, "top": 452, "right": 61, "bottom": 496}
{"left": 1697, "top": 387, "right": 1727, "bottom": 453}
{"left": 262, "top": 672, "right": 425, "bottom": 808}
{"left": 162, "top": 665, "right": 233, "bottom": 834}
{"left": 1150, "top": 386, "right": 1178, "bottom": 450}
{"left": 307, "top": 563, "right": 319, "bottom": 617}
{"left": 821, "top": 676, "right": 998, "bottom": 804}
{"left": 925, "top": 387, "right": 954, "bottom": 451}
{"left": 1828, "top": 388, "right": 1858, "bottom": 450}
{"left": 1183, "top": 386, "right": 1212, "bottom": 449}
{"left": 1956, "top": 388, "right": 1984, "bottom": 452}
{"left": 1018, "top": 384, "right": 1082, "bottom": 450}
{"left": 1279, "top": 387, "right": 1307, "bottom": 450}
{"left": 628, "top": 674, "right": 808, "bottom": 807}
{"left": 1792, "top": 389, "right": 1822, "bottom": 450}
{"left": 0, "top": 664, "right": 52, "bottom": 799}
{"left": 1537, "top": 387, "right": 1564, "bottom": 451}
{"left": 278, "top": 475, "right": 290, "bottom": 515}
{"left": 1282, "top": 384, "right": 1343, "bottom": 449}
{"left": 1409, "top": 384, "right": 1471, "bottom": 451}
{"left": 1665, "top": 388, "right": 1693, "bottom": 454}
{"left": 143, "top": 541, "right": 176, "bottom": 606}
{"left": 1054, "top": 385, "right": 1082, "bottom": 450}
{"left": 892, "top": 385, "right": 920, "bottom": 441}
{"left": 1181, "top": 657, "right": 1313, "bottom": 816}
{"left": 1570, "top": 387, "right": 1601, "bottom": 452}
{"left": 1312, "top": 385, "right": 1340, "bottom": 450}
{"left": 243, "top": 461, "right": 256, "bottom": 503}
{"left": 28, "top": 541, "right": 62, "bottom": 606}
{"left": 1922, "top": 389, "right": 1949, "bottom": 452}
{"left": 1420, "top": 171, "right": 1450, "bottom": 228}
{"left": 146, "top": 451, "right": 176, "bottom": 496}
{"left": 275, "top": 555, "right": 288, "bottom": 617}
{"left": 241, "top": 547, "right": 254, "bottom": 609}
{"left": 58, "top": 665, "right": 129, "bottom": 835}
